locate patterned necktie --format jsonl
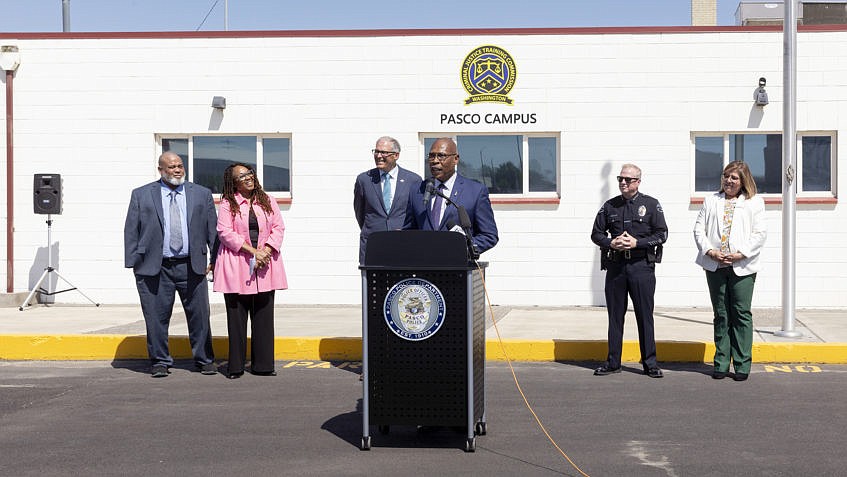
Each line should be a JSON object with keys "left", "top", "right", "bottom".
{"left": 169, "top": 191, "right": 183, "bottom": 253}
{"left": 430, "top": 183, "right": 445, "bottom": 228}
{"left": 382, "top": 172, "right": 392, "bottom": 212}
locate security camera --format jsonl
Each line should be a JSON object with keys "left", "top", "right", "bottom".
{"left": 755, "top": 77, "right": 768, "bottom": 107}
{"left": 211, "top": 96, "right": 226, "bottom": 109}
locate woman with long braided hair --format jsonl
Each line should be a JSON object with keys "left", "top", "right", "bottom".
{"left": 213, "top": 163, "right": 288, "bottom": 379}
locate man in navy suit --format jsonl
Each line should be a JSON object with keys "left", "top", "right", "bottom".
{"left": 354, "top": 136, "right": 422, "bottom": 264}
{"left": 124, "top": 151, "right": 218, "bottom": 377}
{"left": 404, "top": 137, "right": 498, "bottom": 254}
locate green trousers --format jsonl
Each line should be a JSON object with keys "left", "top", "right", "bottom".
{"left": 705, "top": 267, "right": 757, "bottom": 374}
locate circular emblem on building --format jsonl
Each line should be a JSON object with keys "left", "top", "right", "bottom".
{"left": 461, "top": 45, "right": 517, "bottom": 105}
{"left": 383, "top": 278, "right": 446, "bottom": 341}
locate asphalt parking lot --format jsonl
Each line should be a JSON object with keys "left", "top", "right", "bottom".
{"left": 1, "top": 360, "right": 845, "bottom": 476}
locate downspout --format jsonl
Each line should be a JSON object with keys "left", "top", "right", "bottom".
{"left": 2, "top": 45, "right": 20, "bottom": 292}
{"left": 5, "top": 68, "right": 14, "bottom": 292}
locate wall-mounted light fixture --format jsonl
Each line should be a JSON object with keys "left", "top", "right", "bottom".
{"left": 755, "top": 77, "right": 768, "bottom": 106}
{"left": 0, "top": 45, "right": 21, "bottom": 72}
{"left": 211, "top": 96, "right": 226, "bottom": 110}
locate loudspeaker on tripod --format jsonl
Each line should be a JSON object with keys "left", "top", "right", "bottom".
{"left": 33, "top": 173, "right": 63, "bottom": 215}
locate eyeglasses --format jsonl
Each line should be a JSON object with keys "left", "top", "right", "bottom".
{"left": 372, "top": 149, "right": 398, "bottom": 157}
{"left": 617, "top": 176, "right": 640, "bottom": 184}
{"left": 427, "top": 153, "right": 457, "bottom": 161}
{"left": 235, "top": 171, "right": 255, "bottom": 183}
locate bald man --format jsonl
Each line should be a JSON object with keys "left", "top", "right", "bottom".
{"left": 124, "top": 151, "right": 218, "bottom": 377}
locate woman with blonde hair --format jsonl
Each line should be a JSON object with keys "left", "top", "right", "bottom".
{"left": 693, "top": 161, "right": 766, "bottom": 381}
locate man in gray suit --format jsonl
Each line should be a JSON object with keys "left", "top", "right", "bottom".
{"left": 124, "top": 151, "right": 218, "bottom": 377}
{"left": 353, "top": 136, "right": 422, "bottom": 264}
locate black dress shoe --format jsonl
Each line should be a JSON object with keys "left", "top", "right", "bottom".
{"left": 712, "top": 371, "right": 727, "bottom": 380}
{"left": 594, "top": 365, "right": 621, "bottom": 376}
{"left": 645, "top": 367, "right": 664, "bottom": 378}
{"left": 250, "top": 370, "right": 277, "bottom": 376}
{"left": 151, "top": 365, "right": 169, "bottom": 378}
{"left": 733, "top": 372, "right": 749, "bottom": 381}
{"left": 227, "top": 372, "right": 243, "bottom": 380}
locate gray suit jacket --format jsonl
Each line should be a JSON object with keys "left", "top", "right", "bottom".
{"left": 353, "top": 166, "right": 422, "bottom": 264}
{"left": 124, "top": 180, "right": 218, "bottom": 276}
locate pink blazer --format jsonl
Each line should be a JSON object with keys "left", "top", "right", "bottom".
{"left": 213, "top": 193, "right": 288, "bottom": 294}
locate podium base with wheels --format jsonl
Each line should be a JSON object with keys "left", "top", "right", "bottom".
{"left": 18, "top": 215, "right": 100, "bottom": 311}
{"left": 359, "top": 230, "right": 487, "bottom": 452}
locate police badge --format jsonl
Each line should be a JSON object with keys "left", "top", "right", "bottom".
{"left": 383, "top": 278, "right": 446, "bottom": 341}
{"left": 638, "top": 205, "right": 647, "bottom": 217}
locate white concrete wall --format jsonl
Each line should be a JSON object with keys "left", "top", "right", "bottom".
{"left": 1, "top": 28, "right": 846, "bottom": 308}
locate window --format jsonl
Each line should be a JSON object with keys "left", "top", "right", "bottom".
{"left": 159, "top": 135, "right": 291, "bottom": 195}
{"left": 693, "top": 133, "right": 835, "bottom": 196}
{"left": 422, "top": 134, "right": 559, "bottom": 196}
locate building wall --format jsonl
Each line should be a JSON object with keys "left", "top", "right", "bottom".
{"left": 1, "top": 28, "right": 846, "bottom": 308}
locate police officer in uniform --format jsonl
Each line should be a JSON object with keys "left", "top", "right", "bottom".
{"left": 591, "top": 163, "right": 668, "bottom": 378}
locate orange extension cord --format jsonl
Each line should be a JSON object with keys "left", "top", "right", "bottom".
{"left": 474, "top": 263, "right": 591, "bottom": 477}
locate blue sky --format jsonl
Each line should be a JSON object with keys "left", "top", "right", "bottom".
{"left": 0, "top": 0, "right": 742, "bottom": 32}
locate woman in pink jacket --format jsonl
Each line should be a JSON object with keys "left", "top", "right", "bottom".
{"left": 214, "top": 163, "right": 288, "bottom": 379}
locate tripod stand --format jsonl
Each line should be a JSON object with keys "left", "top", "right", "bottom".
{"left": 19, "top": 215, "right": 100, "bottom": 311}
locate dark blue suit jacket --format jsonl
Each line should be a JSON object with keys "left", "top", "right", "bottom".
{"left": 404, "top": 173, "right": 499, "bottom": 254}
{"left": 124, "top": 180, "right": 218, "bottom": 276}
{"left": 354, "top": 166, "right": 422, "bottom": 264}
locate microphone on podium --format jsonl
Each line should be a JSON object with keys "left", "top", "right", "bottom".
{"left": 442, "top": 199, "right": 479, "bottom": 260}
{"left": 422, "top": 178, "right": 435, "bottom": 205}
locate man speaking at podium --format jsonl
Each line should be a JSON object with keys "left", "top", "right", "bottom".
{"left": 404, "top": 137, "right": 498, "bottom": 255}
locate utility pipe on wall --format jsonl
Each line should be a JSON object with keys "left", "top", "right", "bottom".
{"left": 2, "top": 46, "right": 21, "bottom": 292}
{"left": 4, "top": 68, "right": 15, "bottom": 292}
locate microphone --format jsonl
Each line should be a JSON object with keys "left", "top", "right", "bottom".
{"left": 422, "top": 178, "right": 435, "bottom": 205}
{"left": 446, "top": 209, "right": 479, "bottom": 260}
{"left": 457, "top": 205, "right": 472, "bottom": 231}
{"left": 456, "top": 205, "right": 479, "bottom": 260}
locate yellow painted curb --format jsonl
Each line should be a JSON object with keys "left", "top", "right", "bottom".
{"left": 1, "top": 335, "right": 846, "bottom": 363}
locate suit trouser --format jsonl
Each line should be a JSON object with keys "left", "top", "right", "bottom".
{"left": 135, "top": 260, "right": 214, "bottom": 367}
{"left": 223, "top": 291, "right": 276, "bottom": 374}
{"left": 705, "top": 267, "right": 756, "bottom": 375}
{"left": 604, "top": 258, "right": 657, "bottom": 369}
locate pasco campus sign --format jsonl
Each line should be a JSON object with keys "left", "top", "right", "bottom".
{"left": 440, "top": 112, "right": 537, "bottom": 125}
{"left": 439, "top": 44, "right": 539, "bottom": 126}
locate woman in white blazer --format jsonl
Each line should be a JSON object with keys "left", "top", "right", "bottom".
{"left": 693, "top": 161, "right": 766, "bottom": 382}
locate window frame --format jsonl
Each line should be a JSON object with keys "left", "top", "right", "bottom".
{"left": 691, "top": 131, "right": 837, "bottom": 199}
{"left": 156, "top": 134, "right": 292, "bottom": 201}
{"left": 420, "top": 132, "right": 561, "bottom": 200}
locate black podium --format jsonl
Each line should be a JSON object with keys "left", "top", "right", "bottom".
{"left": 360, "top": 230, "right": 487, "bottom": 452}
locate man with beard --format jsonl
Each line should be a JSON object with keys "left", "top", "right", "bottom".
{"left": 404, "top": 137, "right": 498, "bottom": 255}
{"left": 353, "top": 136, "right": 422, "bottom": 265}
{"left": 124, "top": 151, "right": 218, "bottom": 377}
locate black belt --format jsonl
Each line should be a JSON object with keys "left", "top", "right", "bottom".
{"left": 163, "top": 256, "right": 190, "bottom": 263}
{"left": 609, "top": 249, "right": 647, "bottom": 261}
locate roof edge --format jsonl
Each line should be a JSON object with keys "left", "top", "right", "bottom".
{"left": 2, "top": 24, "right": 847, "bottom": 40}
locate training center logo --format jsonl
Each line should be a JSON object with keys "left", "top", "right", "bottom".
{"left": 383, "top": 278, "right": 446, "bottom": 341}
{"left": 461, "top": 45, "right": 517, "bottom": 105}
